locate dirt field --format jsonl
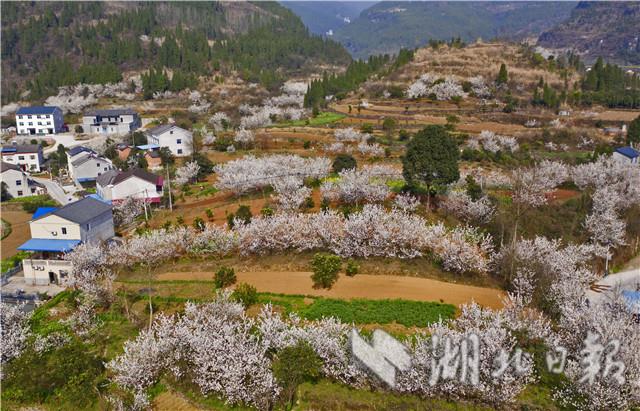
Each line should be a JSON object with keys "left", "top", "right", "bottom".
{"left": 157, "top": 271, "right": 505, "bottom": 308}
{"left": 153, "top": 391, "right": 204, "bottom": 411}
{"left": 593, "top": 110, "right": 639, "bottom": 122}
{"left": 1, "top": 209, "right": 32, "bottom": 258}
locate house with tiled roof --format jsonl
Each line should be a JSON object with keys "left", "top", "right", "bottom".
{"left": 82, "top": 108, "right": 141, "bottom": 135}
{"left": 18, "top": 196, "right": 114, "bottom": 285}
{"left": 613, "top": 146, "right": 639, "bottom": 165}
{"left": 144, "top": 123, "right": 192, "bottom": 157}
{"left": 66, "top": 146, "right": 114, "bottom": 183}
{"left": 15, "top": 106, "right": 64, "bottom": 135}
{"left": 1, "top": 161, "right": 46, "bottom": 199}
{"left": 96, "top": 168, "right": 163, "bottom": 203}
{"left": 1, "top": 143, "right": 44, "bottom": 172}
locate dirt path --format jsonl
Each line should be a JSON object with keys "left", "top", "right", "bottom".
{"left": 1, "top": 209, "right": 32, "bottom": 258}
{"left": 157, "top": 271, "right": 505, "bottom": 309}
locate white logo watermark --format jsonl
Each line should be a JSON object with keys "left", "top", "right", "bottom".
{"left": 350, "top": 328, "right": 625, "bottom": 388}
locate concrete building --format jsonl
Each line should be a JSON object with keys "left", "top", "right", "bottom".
{"left": 613, "top": 146, "right": 639, "bottom": 165}
{"left": 15, "top": 106, "right": 64, "bottom": 135}
{"left": 96, "top": 168, "right": 163, "bottom": 203}
{"left": 18, "top": 197, "right": 114, "bottom": 285}
{"left": 82, "top": 108, "right": 141, "bottom": 135}
{"left": 67, "top": 146, "right": 114, "bottom": 183}
{"left": 1, "top": 161, "right": 46, "bottom": 198}
{"left": 1, "top": 143, "right": 44, "bottom": 172}
{"left": 144, "top": 123, "right": 192, "bottom": 157}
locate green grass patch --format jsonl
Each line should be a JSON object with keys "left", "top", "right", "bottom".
{"left": 297, "top": 380, "right": 492, "bottom": 411}
{"left": 271, "top": 112, "right": 345, "bottom": 128}
{"left": 195, "top": 186, "right": 219, "bottom": 197}
{"left": 301, "top": 298, "right": 456, "bottom": 327}
{"left": 2, "top": 251, "right": 32, "bottom": 273}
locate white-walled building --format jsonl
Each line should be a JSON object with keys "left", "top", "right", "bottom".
{"left": 82, "top": 108, "right": 141, "bottom": 135}
{"left": 1, "top": 161, "right": 46, "bottom": 198}
{"left": 67, "top": 146, "right": 114, "bottom": 183}
{"left": 1, "top": 143, "right": 44, "bottom": 172}
{"left": 96, "top": 168, "right": 163, "bottom": 203}
{"left": 18, "top": 197, "right": 115, "bottom": 285}
{"left": 144, "top": 123, "right": 193, "bottom": 157}
{"left": 613, "top": 146, "right": 639, "bottom": 165}
{"left": 15, "top": 106, "right": 64, "bottom": 135}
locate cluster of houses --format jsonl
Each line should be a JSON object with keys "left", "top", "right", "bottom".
{"left": 2, "top": 104, "right": 193, "bottom": 198}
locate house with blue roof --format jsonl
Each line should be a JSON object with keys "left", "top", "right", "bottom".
{"left": 15, "top": 106, "right": 64, "bottom": 135}
{"left": 18, "top": 196, "right": 115, "bottom": 286}
{"left": 613, "top": 146, "right": 639, "bottom": 165}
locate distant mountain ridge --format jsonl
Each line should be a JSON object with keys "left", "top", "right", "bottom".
{"left": 537, "top": 1, "right": 640, "bottom": 65}
{"left": 280, "top": 1, "right": 376, "bottom": 36}
{"left": 327, "top": 1, "right": 577, "bottom": 58}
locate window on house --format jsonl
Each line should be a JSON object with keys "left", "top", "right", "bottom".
{"left": 61, "top": 227, "right": 67, "bottom": 235}
{"left": 30, "top": 155, "right": 35, "bottom": 159}
{"left": 15, "top": 180, "right": 22, "bottom": 186}
{"left": 170, "top": 130, "right": 174, "bottom": 134}
{"left": 31, "top": 187, "right": 36, "bottom": 193}
{"left": 17, "top": 190, "right": 23, "bottom": 196}
{"left": 177, "top": 149, "right": 183, "bottom": 154}
{"left": 176, "top": 139, "right": 182, "bottom": 144}
{"left": 97, "top": 163, "right": 100, "bottom": 167}
{"left": 18, "top": 156, "right": 24, "bottom": 160}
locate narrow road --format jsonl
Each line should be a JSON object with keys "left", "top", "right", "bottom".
{"left": 32, "top": 177, "right": 75, "bottom": 205}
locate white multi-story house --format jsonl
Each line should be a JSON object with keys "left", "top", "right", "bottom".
{"left": 96, "top": 168, "right": 164, "bottom": 204}
{"left": 613, "top": 146, "right": 639, "bottom": 165}
{"left": 1, "top": 161, "right": 46, "bottom": 198}
{"left": 144, "top": 123, "right": 193, "bottom": 157}
{"left": 15, "top": 106, "right": 64, "bottom": 135}
{"left": 18, "top": 196, "right": 115, "bottom": 285}
{"left": 67, "top": 146, "right": 114, "bottom": 183}
{"left": 1, "top": 143, "right": 44, "bottom": 172}
{"left": 82, "top": 108, "right": 141, "bottom": 135}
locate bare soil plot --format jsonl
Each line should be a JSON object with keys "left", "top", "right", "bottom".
{"left": 157, "top": 271, "right": 505, "bottom": 309}
{"left": 1, "top": 209, "right": 32, "bottom": 258}
{"left": 153, "top": 391, "right": 205, "bottom": 411}
{"left": 593, "top": 110, "right": 639, "bottom": 122}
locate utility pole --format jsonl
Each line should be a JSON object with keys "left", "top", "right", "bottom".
{"left": 143, "top": 189, "right": 149, "bottom": 220}
{"left": 165, "top": 165, "right": 173, "bottom": 211}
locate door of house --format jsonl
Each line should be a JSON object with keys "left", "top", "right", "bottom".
{"left": 49, "top": 271, "right": 56, "bottom": 284}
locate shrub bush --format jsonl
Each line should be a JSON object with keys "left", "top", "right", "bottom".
{"left": 310, "top": 253, "right": 342, "bottom": 289}
{"left": 232, "top": 282, "right": 258, "bottom": 307}
{"left": 345, "top": 260, "right": 359, "bottom": 277}
{"left": 332, "top": 154, "right": 357, "bottom": 174}
{"left": 214, "top": 266, "right": 237, "bottom": 289}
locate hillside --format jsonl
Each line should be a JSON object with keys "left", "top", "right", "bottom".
{"left": 331, "top": 1, "right": 575, "bottom": 58}
{"left": 538, "top": 1, "right": 640, "bottom": 65}
{"left": 0, "top": 1, "right": 351, "bottom": 104}
{"left": 280, "top": 1, "right": 376, "bottom": 36}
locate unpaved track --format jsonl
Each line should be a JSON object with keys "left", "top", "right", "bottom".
{"left": 1, "top": 210, "right": 32, "bottom": 258}
{"left": 157, "top": 271, "right": 505, "bottom": 308}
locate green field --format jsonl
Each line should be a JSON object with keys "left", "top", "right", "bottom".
{"left": 301, "top": 297, "right": 456, "bottom": 327}
{"left": 271, "top": 111, "right": 345, "bottom": 128}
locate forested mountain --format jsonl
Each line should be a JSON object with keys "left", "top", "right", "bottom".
{"left": 538, "top": 2, "right": 640, "bottom": 65}
{"left": 0, "top": 1, "right": 351, "bottom": 104}
{"left": 329, "top": 1, "right": 576, "bottom": 58}
{"left": 280, "top": 1, "right": 376, "bottom": 36}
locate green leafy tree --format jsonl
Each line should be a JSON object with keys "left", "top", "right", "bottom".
{"left": 496, "top": 63, "right": 508, "bottom": 85}
{"left": 272, "top": 341, "right": 321, "bottom": 410}
{"left": 158, "top": 147, "right": 175, "bottom": 166}
{"left": 214, "top": 266, "right": 236, "bottom": 289}
{"left": 232, "top": 282, "right": 258, "bottom": 308}
{"left": 345, "top": 260, "right": 359, "bottom": 277}
{"left": 402, "top": 125, "right": 459, "bottom": 203}
{"left": 235, "top": 205, "right": 252, "bottom": 225}
{"left": 310, "top": 253, "right": 342, "bottom": 289}
{"left": 382, "top": 117, "right": 397, "bottom": 135}
{"left": 332, "top": 154, "right": 357, "bottom": 173}
{"left": 628, "top": 115, "right": 640, "bottom": 145}
{"left": 465, "top": 175, "right": 483, "bottom": 201}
